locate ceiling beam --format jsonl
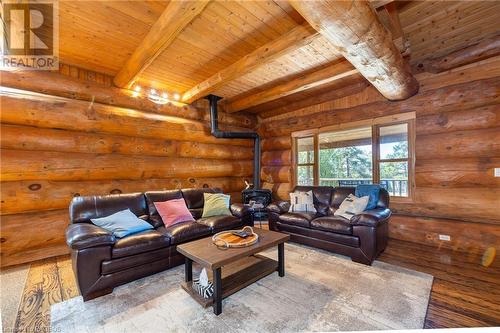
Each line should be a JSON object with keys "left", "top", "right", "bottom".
{"left": 289, "top": 0, "right": 419, "bottom": 100}
{"left": 225, "top": 59, "right": 358, "bottom": 113}
{"left": 369, "top": 0, "right": 395, "bottom": 9}
{"left": 376, "top": 2, "right": 409, "bottom": 55}
{"left": 113, "top": 0, "right": 210, "bottom": 89}
{"left": 181, "top": 23, "right": 319, "bottom": 104}
{"left": 259, "top": 79, "right": 369, "bottom": 119}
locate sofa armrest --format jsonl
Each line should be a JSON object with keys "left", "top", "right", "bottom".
{"left": 230, "top": 203, "right": 253, "bottom": 218}
{"left": 351, "top": 208, "right": 391, "bottom": 227}
{"left": 65, "top": 223, "right": 116, "bottom": 250}
{"left": 267, "top": 200, "right": 290, "bottom": 215}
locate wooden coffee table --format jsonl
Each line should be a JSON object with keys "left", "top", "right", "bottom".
{"left": 177, "top": 229, "right": 289, "bottom": 315}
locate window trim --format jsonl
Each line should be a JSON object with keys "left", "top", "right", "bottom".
{"left": 292, "top": 112, "right": 415, "bottom": 201}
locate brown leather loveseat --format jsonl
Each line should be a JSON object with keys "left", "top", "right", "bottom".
{"left": 267, "top": 186, "right": 390, "bottom": 265}
{"left": 65, "top": 188, "right": 251, "bottom": 301}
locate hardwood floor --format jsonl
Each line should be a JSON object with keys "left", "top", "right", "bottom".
{"left": 379, "top": 239, "right": 500, "bottom": 328}
{"left": 5, "top": 234, "right": 499, "bottom": 331}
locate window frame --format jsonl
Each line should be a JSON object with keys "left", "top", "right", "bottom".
{"left": 292, "top": 113, "right": 415, "bottom": 201}
{"left": 293, "top": 135, "right": 318, "bottom": 186}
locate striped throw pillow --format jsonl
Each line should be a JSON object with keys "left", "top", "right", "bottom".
{"left": 289, "top": 190, "right": 317, "bottom": 213}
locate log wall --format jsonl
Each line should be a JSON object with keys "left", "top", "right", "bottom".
{"left": 259, "top": 56, "right": 500, "bottom": 253}
{"left": 0, "top": 69, "right": 257, "bottom": 267}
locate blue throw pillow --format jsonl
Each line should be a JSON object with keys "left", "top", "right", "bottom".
{"left": 91, "top": 209, "right": 153, "bottom": 238}
{"left": 355, "top": 185, "right": 380, "bottom": 210}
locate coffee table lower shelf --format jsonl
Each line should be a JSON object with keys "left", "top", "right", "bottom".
{"left": 181, "top": 254, "right": 278, "bottom": 308}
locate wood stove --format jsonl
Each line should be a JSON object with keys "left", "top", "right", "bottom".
{"left": 241, "top": 189, "right": 272, "bottom": 222}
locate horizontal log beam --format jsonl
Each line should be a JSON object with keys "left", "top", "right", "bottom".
{"left": 225, "top": 60, "right": 358, "bottom": 112}
{"left": 1, "top": 177, "right": 246, "bottom": 214}
{"left": 416, "top": 127, "right": 500, "bottom": 159}
{"left": 1, "top": 149, "right": 253, "bottom": 181}
{"left": 262, "top": 136, "right": 292, "bottom": 151}
{"left": 259, "top": 77, "right": 500, "bottom": 137}
{"left": 0, "top": 92, "right": 252, "bottom": 147}
{"left": 262, "top": 182, "right": 293, "bottom": 201}
{"left": 182, "top": 23, "right": 319, "bottom": 103}
{"left": 1, "top": 209, "right": 69, "bottom": 267}
{"left": 0, "top": 70, "right": 256, "bottom": 128}
{"left": 389, "top": 215, "right": 500, "bottom": 253}
{"left": 418, "top": 35, "right": 500, "bottom": 74}
{"left": 290, "top": 0, "right": 418, "bottom": 100}
{"left": 261, "top": 166, "right": 292, "bottom": 184}
{"left": 415, "top": 158, "right": 500, "bottom": 188}
{"left": 262, "top": 150, "right": 292, "bottom": 166}
{"left": 113, "top": 0, "right": 209, "bottom": 88}
{"left": 416, "top": 104, "right": 500, "bottom": 136}
{"left": 392, "top": 188, "right": 500, "bottom": 224}
{"left": 0, "top": 124, "right": 253, "bottom": 160}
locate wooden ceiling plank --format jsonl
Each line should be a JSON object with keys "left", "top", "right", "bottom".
{"left": 289, "top": 0, "right": 419, "bottom": 100}
{"left": 113, "top": 0, "right": 210, "bottom": 89}
{"left": 419, "top": 34, "right": 500, "bottom": 73}
{"left": 181, "top": 23, "right": 319, "bottom": 103}
{"left": 225, "top": 59, "right": 358, "bottom": 113}
{"left": 259, "top": 80, "right": 370, "bottom": 118}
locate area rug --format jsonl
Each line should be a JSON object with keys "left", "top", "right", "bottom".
{"left": 51, "top": 243, "right": 433, "bottom": 332}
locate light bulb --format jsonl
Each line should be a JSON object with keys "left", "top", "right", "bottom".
{"left": 162, "top": 92, "right": 169, "bottom": 99}
{"left": 173, "top": 93, "right": 180, "bottom": 101}
{"left": 150, "top": 89, "right": 156, "bottom": 95}
{"left": 134, "top": 85, "right": 141, "bottom": 92}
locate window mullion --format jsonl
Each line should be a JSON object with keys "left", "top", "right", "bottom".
{"left": 313, "top": 133, "right": 319, "bottom": 186}
{"left": 372, "top": 125, "right": 380, "bottom": 184}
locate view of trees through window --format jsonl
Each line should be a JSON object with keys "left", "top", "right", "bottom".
{"left": 296, "top": 122, "right": 411, "bottom": 197}
{"left": 319, "top": 127, "right": 373, "bottom": 187}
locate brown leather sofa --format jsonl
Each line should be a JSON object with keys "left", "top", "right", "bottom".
{"left": 267, "top": 186, "right": 390, "bottom": 265}
{"left": 65, "top": 188, "right": 252, "bottom": 301}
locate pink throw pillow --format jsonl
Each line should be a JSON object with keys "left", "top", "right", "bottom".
{"left": 154, "top": 199, "right": 194, "bottom": 227}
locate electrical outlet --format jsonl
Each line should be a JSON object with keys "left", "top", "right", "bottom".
{"left": 439, "top": 234, "right": 451, "bottom": 241}
{"left": 495, "top": 168, "right": 500, "bottom": 177}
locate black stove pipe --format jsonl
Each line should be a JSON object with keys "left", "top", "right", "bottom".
{"left": 206, "top": 94, "right": 260, "bottom": 189}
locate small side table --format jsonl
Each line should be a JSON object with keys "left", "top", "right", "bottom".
{"left": 250, "top": 207, "right": 267, "bottom": 229}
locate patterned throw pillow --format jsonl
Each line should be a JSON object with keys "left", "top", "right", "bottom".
{"left": 289, "top": 190, "right": 317, "bottom": 213}
{"left": 334, "top": 194, "right": 369, "bottom": 220}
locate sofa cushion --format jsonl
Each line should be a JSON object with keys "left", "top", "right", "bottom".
{"left": 279, "top": 212, "right": 316, "bottom": 228}
{"left": 311, "top": 216, "right": 353, "bottom": 235}
{"left": 197, "top": 215, "right": 241, "bottom": 232}
{"left": 102, "top": 247, "right": 170, "bottom": 275}
{"left": 70, "top": 192, "right": 147, "bottom": 224}
{"left": 158, "top": 221, "right": 211, "bottom": 245}
{"left": 112, "top": 230, "right": 170, "bottom": 259}
{"left": 181, "top": 188, "right": 222, "bottom": 209}
{"left": 276, "top": 222, "right": 360, "bottom": 247}
{"left": 330, "top": 187, "right": 355, "bottom": 209}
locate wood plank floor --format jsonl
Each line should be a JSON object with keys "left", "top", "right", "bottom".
{"left": 6, "top": 235, "right": 500, "bottom": 331}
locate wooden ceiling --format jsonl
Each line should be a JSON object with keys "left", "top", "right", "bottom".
{"left": 57, "top": 0, "right": 500, "bottom": 118}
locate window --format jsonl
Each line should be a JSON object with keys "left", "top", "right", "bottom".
{"left": 319, "top": 127, "right": 372, "bottom": 186}
{"left": 375, "top": 123, "right": 411, "bottom": 197}
{"left": 293, "top": 114, "right": 415, "bottom": 199}
{"left": 295, "top": 136, "right": 316, "bottom": 186}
